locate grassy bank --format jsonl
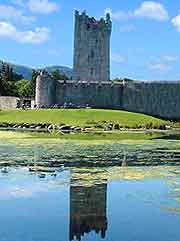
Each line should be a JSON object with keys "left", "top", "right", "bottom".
{"left": 0, "top": 130, "right": 169, "bottom": 141}
{"left": 0, "top": 109, "right": 167, "bottom": 129}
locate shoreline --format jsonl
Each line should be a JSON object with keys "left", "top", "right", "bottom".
{"left": 0, "top": 126, "right": 177, "bottom": 133}
{"left": 0, "top": 129, "right": 179, "bottom": 142}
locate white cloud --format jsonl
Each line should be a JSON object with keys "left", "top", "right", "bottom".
{"left": 149, "top": 63, "right": 171, "bottom": 73}
{"left": 105, "top": 1, "right": 169, "bottom": 21}
{"left": 105, "top": 8, "right": 132, "bottom": 21}
{"left": 0, "top": 4, "right": 35, "bottom": 23}
{"left": 0, "top": 21, "right": 50, "bottom": 44}
{"left": 0, "top": 22, "right": 16, "bottom": 36}
{"left": 163, "top": 55, "right": 178, "bottom": 62}
{"left": 134, "top": 1, "right": 169, "bottom": 21}
{"left": 28, "top": 0, "right": 59, "bottom": 14}
{"left": 111, "top": 53, "right": 126, "bottom": 63}
{"left": 172, "top": 15, "right": 180, "bottom": 32}
{"left": 19, "top": 27, "right": 50, "bottom": 44}
{"left": 150, "top": 55, "right": 179, "bottom": 63}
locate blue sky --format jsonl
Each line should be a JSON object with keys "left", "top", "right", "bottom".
{"left": 0, "top": 0, "right": 180, "bottom": 80}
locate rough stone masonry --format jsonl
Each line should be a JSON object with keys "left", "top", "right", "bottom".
{"left": 73, "top": 10, "right": 111, "bottom": 82}
{"left": 35, "top": 11, "right": 180, "bottom": 120}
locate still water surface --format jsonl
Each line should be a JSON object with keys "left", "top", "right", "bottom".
{"left": 0, "top": 139, "right": 179, "bottom": 241}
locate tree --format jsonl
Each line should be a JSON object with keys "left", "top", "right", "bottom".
{"left": 0, "top": 63, "right": 11, "bottom": 95}
{"left": 51, "top": 69, "right": 68, "bottom": 81}
{"left": 0, "top": 63, "right": 5, "bottom": 94}
{"left": 16, "top": 80, "right": 33, "bottom": 97}
{"left": 31, "top": 70, "right": 39, "bottom": 96}
{"left": 4, "top": 81, "right": 18, "bottom": 96}
{"left": 0, "top": 62, "right": 23, "bottom": 96}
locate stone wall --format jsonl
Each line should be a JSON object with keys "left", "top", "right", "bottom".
{"left": 35, "top": 73, "right": 180, "bottom": 120}
{"left": 122, "top": 82, "right": 180, "bottom": 120}
{"left": 55, "top": 81, "right": 180, "bottom": 120}
{"left": 0, "top": 96, "right": 19, "bottom": 109}
{"left": 56, "top": 81, "right": 123, "bottom": 109}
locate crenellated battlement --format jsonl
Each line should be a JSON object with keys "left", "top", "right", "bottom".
{"left": 75, "top": 10, "right": 112, "bottom": 32}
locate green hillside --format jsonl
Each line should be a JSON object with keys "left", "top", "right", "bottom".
{"left": 0, "top": 109, "right": 167, "bottom": 128}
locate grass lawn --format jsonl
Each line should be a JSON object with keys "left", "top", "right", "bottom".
{"left": 0, "top": 109, "right": 167, "bottom": 128}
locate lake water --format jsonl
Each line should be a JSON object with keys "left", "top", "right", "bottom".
{"left": 0, "top": 139, "right": 179, "bottom": 241}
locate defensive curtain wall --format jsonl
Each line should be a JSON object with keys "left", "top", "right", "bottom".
{"left": 0, "top": 96, "right": 20, "bottom": 109}
{"left": 35, "top": 10, "right": 180, "bottom": 120}
{"left": 35, "top": 72, "right": 180, "bottom": 120}
{"left": 122, "top": 81, "right": 180, "bottom": 120}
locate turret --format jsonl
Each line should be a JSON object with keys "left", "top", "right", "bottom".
{"left": 35, "top": 70, "right": 56, "bottom": 108}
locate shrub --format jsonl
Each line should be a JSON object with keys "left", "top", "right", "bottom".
{"left": 114, "top": 123, "right": 120, "bottom": 130}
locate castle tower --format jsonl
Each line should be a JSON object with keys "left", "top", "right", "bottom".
{"left": 73, "top": 11, "right": 112, "bottom": 82}
{"left": 35, "top": 71, "right": 56, "bottom": 108}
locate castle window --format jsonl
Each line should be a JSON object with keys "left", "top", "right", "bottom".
{"left": 91, "top": 68, "right": 93, "bottom": 75}
{"left": 91, "top": 50, "right": 94, "bottom": 58}
{"left": 87, "top": 24, "right": 90, "bottom": 30}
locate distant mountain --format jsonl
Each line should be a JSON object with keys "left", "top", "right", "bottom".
{"left": 10, "top": 63, "right": 33, "bottom": 80}
{"left": 0, "top": 61, "right": 73, "bottom": 80}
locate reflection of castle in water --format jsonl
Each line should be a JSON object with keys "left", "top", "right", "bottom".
{"left": 69, "top": 183, "right": 107, "bottom": 241}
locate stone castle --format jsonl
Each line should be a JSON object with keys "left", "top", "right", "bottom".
{"left": 35, "top": 11, "right": 180, "bottom": 120}
{"left": 73, "top": 10, "right": 111, "bottom": 82}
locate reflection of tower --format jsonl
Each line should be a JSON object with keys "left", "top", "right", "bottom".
{"left": 69, "top": 183, "right": 108, "bottom": 241}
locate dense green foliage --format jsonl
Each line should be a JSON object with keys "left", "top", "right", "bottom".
{"left": 31, "top": 70, "right": 39, "bottom": 96}
{"left": 15, "top": 80, "right": 33, "bottom": 97}
{"left": 0, "top": 61, "right": 23, "bottom": 96}
{"left": 0, "top": 63, "right": 69, "bottom": 97}
{"left": 51, "top": 69, "right": 69, "bottom": 81}
{"left": 0, "top": 62, "right": 38, "bottom": 98}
